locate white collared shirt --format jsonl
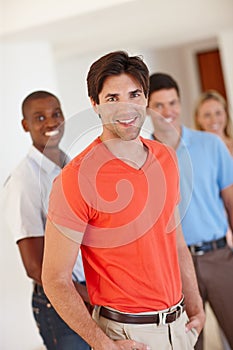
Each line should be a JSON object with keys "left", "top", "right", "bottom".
{"left": 2, "top": 146, "right": 85, "bottom": 281}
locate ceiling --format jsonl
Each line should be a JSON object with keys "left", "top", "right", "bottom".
{"left": 2, "top": 0, "right": 233, "bottom": 58}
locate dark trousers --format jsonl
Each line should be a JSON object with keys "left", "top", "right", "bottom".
{"left": 32, "top": 283, "right": 90, "bottom": 350}
{"left": 193, "top": 246, "right": 233, "bottom": 350}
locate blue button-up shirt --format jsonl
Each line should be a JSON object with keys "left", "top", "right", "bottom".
{"left": 177, "top": 126, "right": 233, "bottom": 245}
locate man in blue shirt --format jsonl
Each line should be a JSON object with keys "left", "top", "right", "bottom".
{"left": 147, "top": 73, "right": 233, "bottom": 350}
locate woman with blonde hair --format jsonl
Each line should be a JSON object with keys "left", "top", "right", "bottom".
{"left": 194, "top": 89, "right": 233, "bottom": 350}
{"left": 194, "top": 89, "right": 233, "bottom": 155}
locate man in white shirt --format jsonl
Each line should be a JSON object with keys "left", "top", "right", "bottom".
{"left": 2, "top": 91, "right": 90, "bottom": 350}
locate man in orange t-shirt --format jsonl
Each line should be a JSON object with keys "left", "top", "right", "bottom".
{"left": 42, "top": 51, "right": 205, "bottom": 350}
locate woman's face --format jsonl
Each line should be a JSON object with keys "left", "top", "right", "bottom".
{"left": 196, "top": 98, "right": 227, "bottom": 136}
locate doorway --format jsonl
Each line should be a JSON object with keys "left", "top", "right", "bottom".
{"left": 196, "top": 49, "right": 227, "bottom": 100}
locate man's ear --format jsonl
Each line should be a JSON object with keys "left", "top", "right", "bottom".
{"left": 90, "top": 98, "right": 99, "bottom": 114}
{"left": 21, "top": 118, "right": 29, "bottom": 132}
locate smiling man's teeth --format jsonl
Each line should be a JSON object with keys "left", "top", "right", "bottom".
{"left": 45, "top": 130, "right": 59, "bottom": 137}
{"left": 118, "top": 118, "right": 135, "bottom": 124}
{"left": 164, "top": 117, "right": 173, "bottom": 123}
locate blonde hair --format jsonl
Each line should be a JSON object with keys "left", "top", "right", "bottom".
{"left": 194, "top": 90, "right": 233, "bottom": 138}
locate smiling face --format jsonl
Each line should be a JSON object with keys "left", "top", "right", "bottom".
{"left": 91, "top": 73, "right": 147, "bottom": 142}
{"left": 22, "top": 96, "right": 65, "bottom": 153}
{"left": 195, "top": 98, "right": 227, "bottom": 137}
{"left": 148, "top": 88, "right": 181, "bottom": 133}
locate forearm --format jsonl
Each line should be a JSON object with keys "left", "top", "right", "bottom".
{"left": 73, "top": 281, "right": 90, "bottom": 304}
{"left": 23, "top": 258, "right": 42, "bottom": 284}
{"left": 177, "top": 242, "right": 205, "bottom": 334}
{"left": 175, "top": 212, "right": 203, "bottom": 318}
{"left": 222, "top": 185, "right": 233, "bottom": 232}
{"left": 226, "top": 210, "right": 233, "bottom": 234}
{"left": 17, "top": 237, "right": 44, "bottom": 285}
{"left": 178, "top": 245, "right": 203, "bottom": 316}
{"left": 225, "top": 200, "right": 233, "bottom": 234}
{"left": 21, "top": 259, "right": 42, "bottom": 284}
{"left": 42, "top": 278, "right": 116, "bottom": 350}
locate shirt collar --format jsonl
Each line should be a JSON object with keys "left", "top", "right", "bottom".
{"left": 150, "top": 133, "right": 155, "bottom": 140}
{"left": 177, "top": 125, "right": 192, "bottom": 151}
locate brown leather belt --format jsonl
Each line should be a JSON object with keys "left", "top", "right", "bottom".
{"left": 99, "top": 299, "right": 185, "bottom": 325}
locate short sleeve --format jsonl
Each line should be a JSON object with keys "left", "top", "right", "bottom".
{"left": 216, "top": 137, "right": 233, "bottom": 190}
{"left": 2, "top": 171, "right": 44, "bottom": 242}
{"left": 47, "top": 165, "right": 89, "bottom": 244}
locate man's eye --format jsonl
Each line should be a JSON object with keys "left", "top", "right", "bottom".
{"left": 54, "top": 112, "right": 62, "bottom": 118}
{"left": 38, "top": 115, "right": 45, "bottom": 121}
{"left": 107, "top": 97, "right": 117, "bottom": 102}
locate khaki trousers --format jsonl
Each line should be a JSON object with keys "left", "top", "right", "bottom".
{"left": 93, "top": 307, "right": 198, "bottom": 349}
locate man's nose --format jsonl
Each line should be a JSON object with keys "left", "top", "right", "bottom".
{"left": 113, "top": 102, "right": 137, "bottom": 116}
{"left": 46, "top": 116, "right": 60, "bottom": 127}
{"left": 162, "top": 106, "right": 172, "bottom": 117}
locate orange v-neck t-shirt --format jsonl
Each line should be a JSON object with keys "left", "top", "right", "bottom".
{"left": 48, "top": 137, "right": 182, "bottom": 312}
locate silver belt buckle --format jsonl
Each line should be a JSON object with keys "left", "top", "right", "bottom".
{"left": 189, "top": 243, "right": 205, "bottom": 256}
{"left": 175, "top": 304, "right": 182, "bottom": 318}
{"left": 158, "top": 310, "right": 170, "bottom": 325}
{"left": 159, "top": 301, "right": 183, "bottom": 325}
{"left": 195, "top": 250, "right": 205, "bottom": 256}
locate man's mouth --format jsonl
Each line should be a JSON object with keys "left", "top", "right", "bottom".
{"left": 45, "top": 130, "right": 59, "bottom": 137}
{"left": 164, "top": 117, "right": 173, "bottom": 123}
{"left": 116, "top": 117, "right": 137, "bottom": 125}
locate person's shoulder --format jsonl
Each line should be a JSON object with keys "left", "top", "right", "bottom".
{"left": 60, "top": 138, "right": 100, "bottom": 174}
{"left": 184, "top": 126, "right": 210, "bottom": 138}
{"left": 226, "top": 138, "right": 233, "bottom": 156}
{"left": 3, "top": 155, "right": 31, "bottom": 187}
{"left": 2, "top": 156, "right": 39, "bottom": 200}
{"left": 185, "top": 127, "right": 222, "bottom": 144}
{"left": 142, "top": 136, "right": 164, "bottom": 148}
{"left": 186, "top": 126, "right": 213, "bottom": 138}
{"left": 142, "top": 136, "right": 175, "bottom": 155}
{"left": 186, "top": 128, "right": 231, "bottom": 161}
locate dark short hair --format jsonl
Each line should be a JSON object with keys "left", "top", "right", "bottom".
{"left": 22, "top": 91, "right": 60, "bottom": 119}
{"left": 149, "top": 73, "right": 180, "bottom": 100}
{"left": 87, "top": 50, "right": 149, "bottom": 104}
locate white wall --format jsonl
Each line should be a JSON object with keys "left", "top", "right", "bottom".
{"left": 0, "top": 40, "right": 59, "bottom": 350}
{"left": 1, "top": 40, "right": 59, "bottom": 186}
{"left": 219, "top": 29, "right": 233, "bottom": 116}
{"left": 55, "top": 52, "right": 97, "bottom": 116}
{"left": 145, "top": 46, "right": 192, "bottom": 126}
